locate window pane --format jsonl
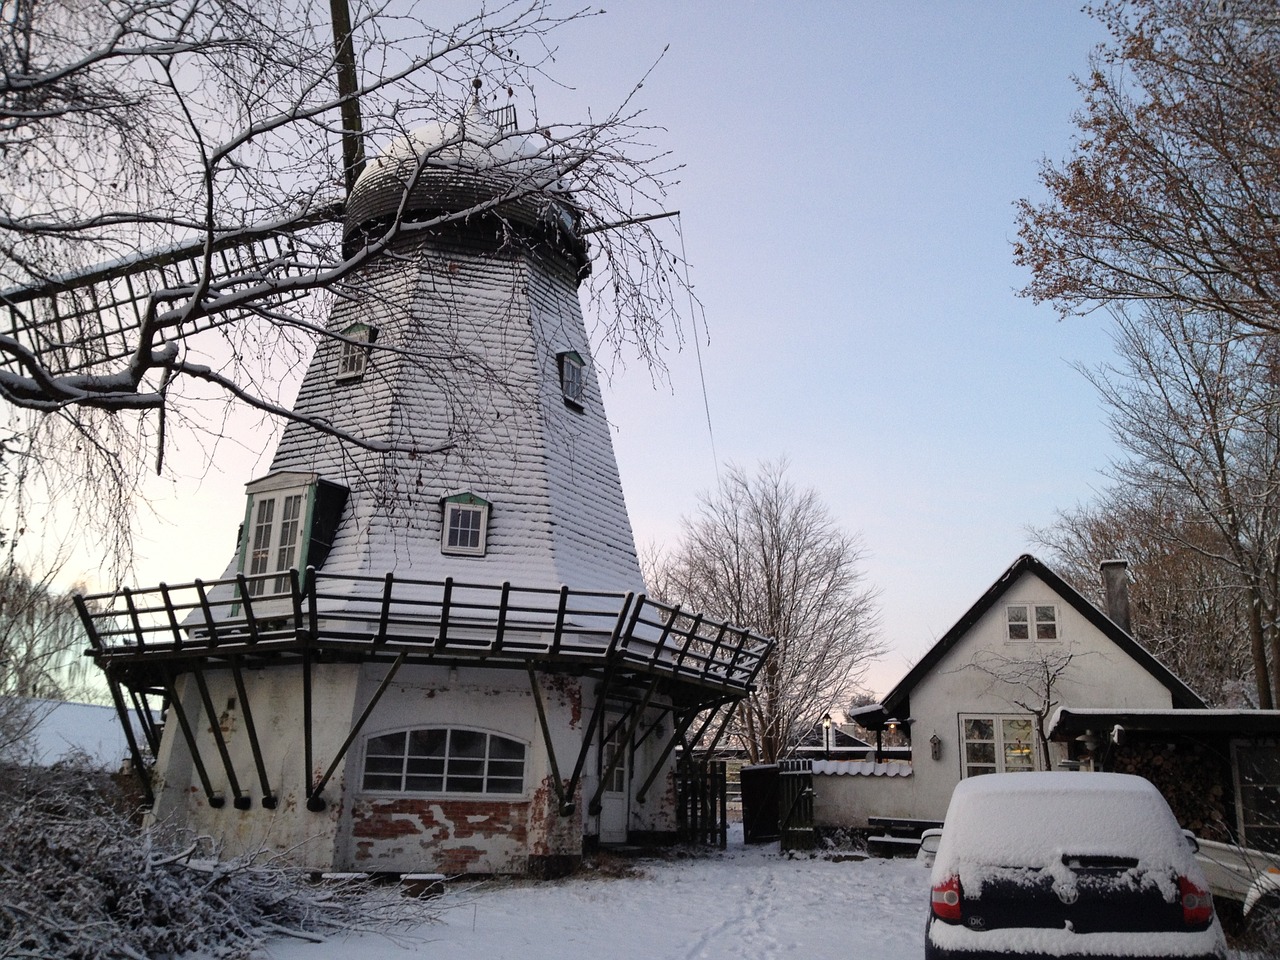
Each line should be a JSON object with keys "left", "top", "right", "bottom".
{"left": 1035, "top": 605, "right": 1057, "bottom": 640}
{"left": 405, "top": 775, "right": 443, "bottom": 792}
{"left": 964, "top": 718, "right": 994, "bottom": 741}
{"left": 367, "top": 732, "right": 406, "bottom": 756}
{"left": 409, "top": 729, "right": 447, "bottom": 757}
{"left": 363, "top": 773, "right": 401, "bottom": 790}
{"left": 450, "top": 730, "right": 486, "bottom": 758}
{"left": 1007, "top": 606, "right": 1028, "bottom": 624}
{"left": 448, "top": 776, "right": 484, "bottom": 793}
{"left": 966, "top": 742, "right": 996, "bottom": 765}
{"left": 1003, "top": 718, "right": 1034, "bottom": 740}
{"left": 488, "top": 759, "right": 523, "bottom": 779}
{"left": 449, "top": 759, "right": 485, "bottom": 779}
{"left": 406, "top": 757, "right": 444, "bottom": 777}
{"left": 364, "top": 756, "right": 404, "bottom": 775}
{"left": 490, "top": 736, "right": 524, "bottom": 760}
{"left": 487, "top": 778, "right": 524, "bottom": 794}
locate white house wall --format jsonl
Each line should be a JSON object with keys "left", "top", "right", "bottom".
{"left": 904, "top": 568, "right": 1175, "bottom": 821}
{"left": 148, "top": 664, "right": 362, "bottom": 870}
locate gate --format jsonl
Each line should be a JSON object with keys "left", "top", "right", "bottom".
{"left": 778, "top": 758, "right": 815, "bottom": 851}
{"left": 675, "top": 758, "right": 728, "bottom": 849}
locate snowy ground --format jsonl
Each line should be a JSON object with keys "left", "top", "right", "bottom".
{"left": 266, "top": 830, "right": 927, "bottom": 960}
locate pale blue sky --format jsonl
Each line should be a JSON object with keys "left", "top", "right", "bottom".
{"left": 544, "top": 4, "right": 1122, "bottom": 694}
{"left": 81, "top": 3, "right": 1122, "bottom": 699}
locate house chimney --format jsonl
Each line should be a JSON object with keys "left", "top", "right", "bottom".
{"left": 1100, "top": 559, "right": 1132, "bottom": 634}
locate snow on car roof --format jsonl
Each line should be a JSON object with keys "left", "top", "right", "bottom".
{"left": 931, "top": 772, "right": 1196, "bottom": 879}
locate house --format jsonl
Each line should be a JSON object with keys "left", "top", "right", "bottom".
{"left": 75, "top": 93, "right": 772, "bottom": 877}
{"left": 813, "top": 554, "right": 1205, "bottom": 830}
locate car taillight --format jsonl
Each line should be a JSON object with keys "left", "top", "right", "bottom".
{"left": 1179, "top": 875, "right": 1214, "bottom": 926}
{"left": 931, "top": 874, "right": 963, "bottom": 923}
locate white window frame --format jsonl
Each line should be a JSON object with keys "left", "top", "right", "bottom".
{"left": 557, "top": 350, "right": 585, "bottom": 409}
{"left": 441, "top": 494, "right": 490, "bottom": 556}
{"left": 960, "top": 714, "right": 1039, "bottom": 778}
{"left": 361, "top": 727, "right": 527, "bottom": 796}
{"left": 244, "top": 488, "right": 308, "bottom": 596}
{"left": 1005, "top": 602, "right": 1059, "bottom": 642}
{"left": 335, "top": 323, "right": 374, "bottom": 382}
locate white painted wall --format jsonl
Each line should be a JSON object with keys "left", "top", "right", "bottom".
{"left": 863, "top": 568, "right": 1177, "bottom": 824}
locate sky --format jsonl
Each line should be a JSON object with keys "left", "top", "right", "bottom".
{"left": 53, "top": 3, "right": 1124, "bottom": 700}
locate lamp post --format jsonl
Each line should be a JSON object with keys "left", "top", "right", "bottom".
{"left": 822, "top": 713, "right": 832, "bottom": 761}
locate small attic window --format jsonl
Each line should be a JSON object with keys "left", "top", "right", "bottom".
{"left": 336, "top": 323, "right": 375, "bottom": 382}
{"left": 441, "top": 493, "right": 490, "bottom": 557}
{"left": 557, "top": 350, "right": 584, "bottom": 409}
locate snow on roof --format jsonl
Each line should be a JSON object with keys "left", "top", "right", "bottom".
{"left": 4, "top": 698, "right": 147, "bottom": 769}
{"left": 811, "top": 760, "right": 911, "bottom": 777}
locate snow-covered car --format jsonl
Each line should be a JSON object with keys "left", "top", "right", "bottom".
{"left": 925, "top": 772, "right": 1227, "bottom": 960}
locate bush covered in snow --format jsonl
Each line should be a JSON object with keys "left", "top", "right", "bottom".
{"left": 0, "top": 758, "right": 434, "bottom": 959}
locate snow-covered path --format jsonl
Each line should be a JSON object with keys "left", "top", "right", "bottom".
{"left": 267, "top": 838, "right": 928, "bottom": 960}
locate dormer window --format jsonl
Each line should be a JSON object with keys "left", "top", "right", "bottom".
{"left": 336, "top": 323, "right": 375, "bottom": 382}
{"left": 238, "top": 471, "right": 348, "bottom": 597}
{"left": 557, "top": 350, "right": 584, "bottom": 409}
{"left": 441, "top": 493, "right": 490, "bottom": 557}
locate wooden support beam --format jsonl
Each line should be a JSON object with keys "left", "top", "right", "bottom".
{"left": 191, "top": 666, "right": 248, "bottom": 809}
{"left": 589, "top": 686, "right": 656, "bottom": 817}
{"left": 634, "top": 709, "right": 698, "bottom": 804}
{"left": 121, "top": 587, "right": 146, "bottom": 648}
{"left": 303, "top": 647, "right": 321, "bottom": 811}
{"left": 374, "top": 573, "right": 395, "bottom": 646}
{"left": 311, "top": 653, "right": 406, "bottom": 801}
{"left": 165, "top": 674, "right": 224, "bottom": 808}
{"left": 72, "top": 593, "right": 104, "bottom": 652}
{"left": 193, "top": 579, "right": 220, "bottom": 646}
{"left": 236, "top": 575, "right": 261, "bottom": 644}
{"left": 157, "top": 583, "right": 185, "bottom": 650}
{"left": 549, "top": 585, "right": 569, "bottom": 654}
{"left": 230, "top": 656, "right": 276, "bottom": 809}
{"left": 527, "top": 667, "right": 572, "bottom": 814}
{"left": 493, "top": 582, "right": 510, "bottom": 651}
{"left": 107, "top": 673, "right": 154, "bottom": 806}
{"left": 435, "top": 578, "right": 453, "bottom": 650}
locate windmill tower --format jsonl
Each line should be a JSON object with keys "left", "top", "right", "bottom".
{"left": 78, "top": 93, "right": 772, "bottom": 876}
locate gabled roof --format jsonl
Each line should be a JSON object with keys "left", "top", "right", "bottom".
{"left": 880, "top": 554, "right": 1205, "bottom": 720}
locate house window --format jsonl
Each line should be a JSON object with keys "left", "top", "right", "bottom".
{"left": 361, "top": 728, "right": 526, "bottom": 795}
{"left": 441, "top": 493, "right": 490, "bottom": 556}
{"left": 961, "top": 715, "right": 1038, "bottom": 777}
{"left": 246, "top": 491, "right": 306, "bottom": 596}
{"left": 557, "top": 350, "right": 584, "bottom": 409}
{"left": 1006, "top": 603, "right": 1058, "bottom": 641}
{"left": 336, "top": 323, "right": 374, "bottom": 382}
{"left": 1232, "top": 740, "right": 1280, "bottom": 853}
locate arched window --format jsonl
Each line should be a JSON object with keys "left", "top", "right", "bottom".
{"left": 361, "top": 728, "right": 526, "bottom": 795}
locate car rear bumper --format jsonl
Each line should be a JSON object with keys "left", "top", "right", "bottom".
{"left": 925, "top": 918, "right": 1227, "bottom": 960}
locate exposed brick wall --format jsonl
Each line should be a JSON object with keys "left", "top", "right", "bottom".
{"left": 351, "top": 797, "right": 530, "bottom": 874}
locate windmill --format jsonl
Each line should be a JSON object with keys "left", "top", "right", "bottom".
{"left": 42, "top": 4, "right": 772, "bottom": 872}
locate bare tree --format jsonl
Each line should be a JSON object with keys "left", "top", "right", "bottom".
{"left": 1075, "top": 303, "right": 1280, "bottom": 707}
{"left": 961, "top": 648, "right": 1079, "bottom": 770}
{"left": 651, "top": 460, "right": 882, "bottom": 764}
{"left": 1032, "top": 486, "right": 1255, "bottom": 707}
{"left": 1014, "top": 0, "right": 1280, "bottom": 336}
{"left": 0, "top": 0, "right": 691, "bottom": 570}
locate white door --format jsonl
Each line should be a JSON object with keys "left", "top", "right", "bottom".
{"left": 599, "top": 720, "right": 629, "bottom": 844}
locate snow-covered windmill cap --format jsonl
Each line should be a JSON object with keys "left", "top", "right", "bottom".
{"left": 345, "top": 83, "right": 578, "bottom": 247}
